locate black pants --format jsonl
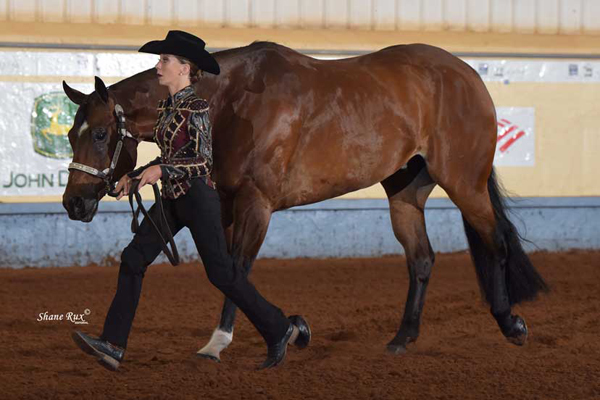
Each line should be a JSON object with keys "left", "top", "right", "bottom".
{"left": 100, "top": 178, "right": 290, "bottom": 348}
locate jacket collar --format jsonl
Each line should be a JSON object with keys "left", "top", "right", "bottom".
{"left": 166, "top": 85, "right": 195, "bottom": 108}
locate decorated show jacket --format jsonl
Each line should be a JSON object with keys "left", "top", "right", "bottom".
{"left": 128, "top": 85, "right": 215, "bottom": 199}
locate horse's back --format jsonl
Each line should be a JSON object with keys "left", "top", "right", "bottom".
{"left": 245, "top": 42, "right": 491, "bottom": 119}
{"left": 247, "top": 42, "right": 477, "bottom": 80}
{"left": 367, "top": 43, "right": 470, "bottom": 68}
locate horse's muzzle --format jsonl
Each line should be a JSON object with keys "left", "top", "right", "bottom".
{"left": 64, "top": 196, "right": 99, "bottom": 222}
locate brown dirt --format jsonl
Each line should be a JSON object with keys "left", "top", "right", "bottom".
{"left": 1, "top": 251, "right": 599, "bottom": 400}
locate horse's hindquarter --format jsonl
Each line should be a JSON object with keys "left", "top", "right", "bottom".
{"left": 409, "top": 44, "right": 498, "bottom": 188}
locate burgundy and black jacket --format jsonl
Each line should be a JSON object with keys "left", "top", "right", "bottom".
{"left": 129, "top": 85, "right": 215, "bottom": 199}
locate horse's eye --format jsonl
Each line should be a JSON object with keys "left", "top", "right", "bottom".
{"left": 93, "top": 128, "right": 107, "bottom": 142}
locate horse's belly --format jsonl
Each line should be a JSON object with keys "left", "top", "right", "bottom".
{"left": 277, "top": 128, "right": 416, "bottom": 209}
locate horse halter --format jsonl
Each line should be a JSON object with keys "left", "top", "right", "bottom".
{"left": 68, "top": 104, "right": 137, "bottom": 197}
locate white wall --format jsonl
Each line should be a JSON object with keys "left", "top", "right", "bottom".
{"left": 1, "top": 0, "right": 599, "bottom": 35}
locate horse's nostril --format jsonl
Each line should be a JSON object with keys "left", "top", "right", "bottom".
{"left": 69, "top": 197, "right": 84, "bottom": 213}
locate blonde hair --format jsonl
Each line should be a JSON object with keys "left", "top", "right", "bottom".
{"left": 175, "top": 56, "right": 203, "bottom": 84}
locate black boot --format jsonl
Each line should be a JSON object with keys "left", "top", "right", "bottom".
{"left": 71, "top": 331, "right": 125, "bottom": 371}
{"left": 259, "top": 315, "right": 311, "bottom": 369}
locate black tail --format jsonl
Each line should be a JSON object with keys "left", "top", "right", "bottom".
{"left": 462, "top": 168, "right": 549, "bottom": 305}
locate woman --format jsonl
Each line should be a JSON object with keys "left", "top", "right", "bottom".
{"left": 71, "top": 31, "right": 310, "bottom": 371}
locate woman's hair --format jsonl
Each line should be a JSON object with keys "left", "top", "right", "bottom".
{"left": 174, "top": 55, "right": 202, "bottom": 84}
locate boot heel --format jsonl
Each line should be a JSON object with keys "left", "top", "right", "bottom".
{"left": 289, "top": 315, "right": 311, "bottom": 350}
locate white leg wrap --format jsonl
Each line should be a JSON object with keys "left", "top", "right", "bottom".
{"left": 196, "top": 328, "right": 233, "bottom": 360}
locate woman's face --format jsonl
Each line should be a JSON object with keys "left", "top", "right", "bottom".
{"left": 155, "top": 54, "right": 187, "bottom": 87}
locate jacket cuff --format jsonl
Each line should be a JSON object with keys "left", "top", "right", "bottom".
{"left": 159, "top": 164, "right": 187, "bottom": 180}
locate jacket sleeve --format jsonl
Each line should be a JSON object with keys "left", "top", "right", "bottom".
{"left": 160, "top": 108, "right": 212, "bottom": 180}
{"left": 127, "top": 156, "right": 162, "bottom": 178}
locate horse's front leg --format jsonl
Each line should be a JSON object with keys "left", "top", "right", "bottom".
{"left": 196, "top": 255, "right": 254, "bottom": 362}
{"left": 196, "top": 182, "right": 273, "bottom": 362}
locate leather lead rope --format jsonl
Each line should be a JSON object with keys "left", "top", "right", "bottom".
{"left": 128, "top": 179, "right": 180, "bottom": 266}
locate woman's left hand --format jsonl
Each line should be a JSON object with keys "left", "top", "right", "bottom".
{"left": 137, "top": 165, "right": 163, "bottom": 189}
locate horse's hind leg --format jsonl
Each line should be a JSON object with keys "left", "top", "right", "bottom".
{"left": 435, "top": 169, "right": 548, "bottom": 345}
{"left": 443, "top": 183, "right": 526, "bottom": 343}
{"left": 196, "top": 182, "right": 272, "bottom": 361}
{"left": 381, "top": 156, "right": 436, "bottom": 354}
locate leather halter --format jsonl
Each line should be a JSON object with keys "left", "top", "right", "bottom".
{"left": 68, "top": 104, "right": 137, "bottom": 197}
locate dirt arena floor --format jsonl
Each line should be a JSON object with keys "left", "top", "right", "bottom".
{"left": 1, "top": 251, "right": 599, "bottom": 400}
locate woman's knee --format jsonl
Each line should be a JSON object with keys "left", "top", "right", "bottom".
{"left": 205, "top": 262, "right": 239, "bottom": 292}
{"left": 120, "top": 243, "right": 149, "bottom": 276}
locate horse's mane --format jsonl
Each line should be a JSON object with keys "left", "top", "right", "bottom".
{"left": 108, "top": 41, "right": 306, "bottom": 96}
{"left": 249, "top": 40, "right": 280, "bottom": 48}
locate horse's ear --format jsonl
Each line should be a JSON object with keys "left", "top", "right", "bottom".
{"left": 62, "top": 81, "right": 87, "bottom": 105}
{"left": 94, "top": 76, "right": 109, "bottom": 104}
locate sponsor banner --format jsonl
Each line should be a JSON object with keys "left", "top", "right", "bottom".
{"left": 464, "top": 59, "right": 599, "bottom": 83}
{"left": 0, "top": 50, "right": 599, "bottom": 82}
{"left": 494, "top": 107, "right": 535, "bottom": 167}
{"left": 2, "top": 50, "right": 587, "bottom": 198}
{"left": 0, "top": 51, "right": 94, "bottom": 76}
{"left": 0, "top": 83, "right": 93, "bottom": 196}
{"left": 0, "top": 82, "right": 533, "bottom": 197}
{"left": 0, "top": 51, "right": 157, "bottom": 78}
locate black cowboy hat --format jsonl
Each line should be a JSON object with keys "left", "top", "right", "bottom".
{"left": 139, "top": 30, "right": 220, "bottom": 75}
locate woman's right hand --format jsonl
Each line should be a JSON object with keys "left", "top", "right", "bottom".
{"left": 115, "top": 175, "right": 133, "bottom": 200}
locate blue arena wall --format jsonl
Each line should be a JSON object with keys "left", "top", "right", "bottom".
{"left": 0, "top": 197, "right": 599, "bottom": 268}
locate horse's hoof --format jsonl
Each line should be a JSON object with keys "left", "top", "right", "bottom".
{"left": 195, "top": 352, "right": 221, "bottom": 363}
{"left": 386, "top": 334, "right": 416, "bottom": 355}
{"left": 505, "top": 315, "right": 528, "bottom": 346}
{"left": 386, "top": 344, "right": 408, "bottom": 355}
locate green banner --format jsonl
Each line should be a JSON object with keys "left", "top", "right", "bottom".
{"left": 30, "top": 92, "right": 76, "bottom": 159}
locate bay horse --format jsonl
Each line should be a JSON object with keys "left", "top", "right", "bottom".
{"left": 62, "top": 41, "right": 548, "bottom": 361}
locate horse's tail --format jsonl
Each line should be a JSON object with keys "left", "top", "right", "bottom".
{"left": 462, "top": 168, "right": 549, "bottom": 305}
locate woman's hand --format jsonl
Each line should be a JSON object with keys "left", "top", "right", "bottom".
{"left": 137, "top": 165, "right": 163, "bottom": 190}
{"left": 115, "top": 175, "right": 132, "bottom": 200}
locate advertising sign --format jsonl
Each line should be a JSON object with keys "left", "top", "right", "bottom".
{"left": 2, "top": 50, "right": 597, "bottom": 199}
{"left": 494, "top": 107, "right": 535, "bottom": 167}
{"left": 31, "top": 92, "right": 76, "bottom": 159}
{"left": 0, "top": 83, "right": 92, "bottom": 196}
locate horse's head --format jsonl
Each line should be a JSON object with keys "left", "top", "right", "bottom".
{"left": 62, "top": 77, "right": 138, "bottom": 222}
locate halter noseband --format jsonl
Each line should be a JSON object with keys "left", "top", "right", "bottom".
{"left": 68, "top": 104, "right": 137, "bottom": 197}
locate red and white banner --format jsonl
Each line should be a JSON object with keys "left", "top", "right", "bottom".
{"left": 494, "top": 107, "right": 535, "bottom": 167}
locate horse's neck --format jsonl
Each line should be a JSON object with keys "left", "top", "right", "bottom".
{"left": 111, "top": 70, "right": 165, "bottom": 141}
{"left": 110, "top": 48, "right": 252, "bottom": 141}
